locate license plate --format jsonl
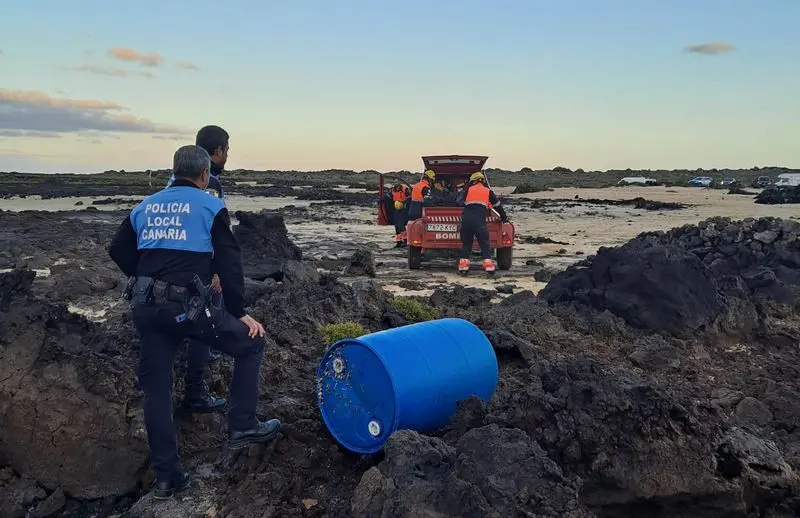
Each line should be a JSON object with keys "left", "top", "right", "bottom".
{"left": 425, "top": 223, "right": 458, "bottom": 232}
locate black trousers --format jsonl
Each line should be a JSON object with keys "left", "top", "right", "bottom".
{"left": 393, "top": 208, "right": 408, "bottom": 237}
{"left": 460, "top": 207, "right": 491, "bottom": 260}
{"left": 183, "top": 291, "right": 225, "bottom": 399}
{"left": 133, "top": 300, "right": 264, "bottom": 483}
{"left": 409, "top": 201, "right": 423, "bottom": 221}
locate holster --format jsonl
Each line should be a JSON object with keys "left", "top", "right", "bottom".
{"left": 183, "top": 295, "right": 205, "bottom": 323}
{"left": 182, "top": 275, "right": 213, "bottom": 324}
{"left": 207, "top": 291, "right": 226, "bottom": 327}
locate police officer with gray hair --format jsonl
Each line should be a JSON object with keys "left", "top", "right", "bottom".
{"left": 108, "top": 145, "right": 280, "bottom": 499}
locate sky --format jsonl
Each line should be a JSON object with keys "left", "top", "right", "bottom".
{"left": 0, "top": 0, "right": 798, "bottom": 173}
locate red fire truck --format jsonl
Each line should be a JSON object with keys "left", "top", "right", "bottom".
{"left": 378, "top": 155, "right": 515, "bottom": 270}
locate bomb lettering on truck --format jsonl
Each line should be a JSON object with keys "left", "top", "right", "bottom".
{"left": 434, "top": 232, "right": 459, "bottom": 240}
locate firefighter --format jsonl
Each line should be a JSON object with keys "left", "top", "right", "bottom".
{"left": 409, "top": 170, "right": 435, "bottom": 220}
{"left": 458, "top": 171, "right": 508, "bottom": 275}
{"left": 430, "top": 179, "right": 452, "bottom": 205}
{"left": 391, "top": 183, "right": 410, "bottom": 247}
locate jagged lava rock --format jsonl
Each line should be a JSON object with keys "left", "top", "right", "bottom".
{"left": 351, "top": 427, "right": 591, "bottom": 518}
{"left": 541, "top": 235, "right": 723, "bottom": 336}
{"left": 233, "top": 211, "right": 302, "bottom": 281}
{"left": 0, "top": 270, "right": 147, "bottom": 499}
{"left": 345, "top": 248, "right": 376, "bottom": 277}
{"left": 541, "top": 217, "right": 800, "bottom": 337}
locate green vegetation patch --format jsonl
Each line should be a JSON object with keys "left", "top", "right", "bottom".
{"left": 320, "top": 322, "right": 368, "bottom": 347}
{"left": 391, "top": 296, "right": 438, "bottom": 323}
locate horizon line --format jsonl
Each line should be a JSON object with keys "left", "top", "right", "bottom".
{"left": 1, "top": 165, "right": 799, "bottom": 176}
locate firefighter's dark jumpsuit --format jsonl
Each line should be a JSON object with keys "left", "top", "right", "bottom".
{"left": 409, "top": 179, "right": 431, "bottom": 220}
{"left": 108, "top": 167, "right": 280, "bottom": 497}
{"left": 459, "top": 181, "right": 507, "bottom": 272}
{"left": 391, "top": 185, "right": 410, "bottom": 246}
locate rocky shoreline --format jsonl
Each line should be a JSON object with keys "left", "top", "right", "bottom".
{"left": 0, "top": 206, "right": 799, "bottom": 516}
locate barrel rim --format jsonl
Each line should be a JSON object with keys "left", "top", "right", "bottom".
{"left": 316, "top": 337, "right": 399, "bottom": 454}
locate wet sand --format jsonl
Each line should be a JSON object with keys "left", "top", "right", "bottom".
{"left": 0, "top": 186, "right": 791, "bottom": 297}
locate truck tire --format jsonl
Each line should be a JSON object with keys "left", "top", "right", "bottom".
{"left": 408, "top": 246, "right": 422, "bottom": 270}
{"left": 496, "top": 247, "right": 512, "bottom": 271}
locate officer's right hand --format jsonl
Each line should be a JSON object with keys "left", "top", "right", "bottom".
{"left": 239, "top": 314, "right": 265, "bottom": 338}
{"left": 210, "top": 274, "right": 222, "bottom": 294}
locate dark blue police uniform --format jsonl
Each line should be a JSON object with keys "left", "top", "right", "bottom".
{"left": 166, "top": 165, "right": 226, "bottom": 395}
{"left": 109, "top": 179, "right": 275, "bottom": 490}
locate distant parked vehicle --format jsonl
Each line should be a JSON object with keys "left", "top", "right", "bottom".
{"left": 720, "top": 177, "right": 738, "bottom": 187}
{"left": 752, "top": 176, "right": 773, "bottom": 189}
{"left": 688, "top": 176, "right": 713, "bottom": 187}
{"left": 774, "top": 173, "right": 800, "bottom": 188}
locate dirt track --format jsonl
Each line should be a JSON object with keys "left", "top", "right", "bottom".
{"left": 2, "top": 183, "right": 800, "bottom": 517}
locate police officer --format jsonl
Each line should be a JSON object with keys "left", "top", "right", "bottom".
{"left": 167, "top": 125, "right": 228, "bottom": 199}
{"left": 109, "top": 145, "right": 280, "bottom": 499}
{"left": 166, "top": 126, "right": 231, "bottom": 406}
{"left": 391, "top": 183, "right": 410, "bottom": 247}
{"left": 458, "top": 171, "right": 508, "bottom": 275}
{"left": 409, "top": 170, "right": 435, "bottom": 221}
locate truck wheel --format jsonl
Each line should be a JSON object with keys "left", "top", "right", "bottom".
{"left": 496, "top": 247, "right": 512, "bottom": 271}
{"left": 408, "top": 246, "right": 422, "bottom": 270}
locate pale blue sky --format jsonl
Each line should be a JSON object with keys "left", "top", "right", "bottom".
{"left": 0, "top": 0, "right": 797, "bottom": 173}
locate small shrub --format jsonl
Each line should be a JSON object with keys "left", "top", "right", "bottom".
{"left": 320, "top": 322, "right": 367, "bottom": 347}
{"left": 391, "top": 296, "right": 438, "bottom": 323}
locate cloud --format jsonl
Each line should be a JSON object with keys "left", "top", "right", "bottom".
{"left": 0, "top": 129, "right": 62, "bottom": 138}
{"left": 0, "top": 89, "right": 188, "bottom": 136}
{"left": 77, "top": 131, "right": 120, "bottom": 140}
{"left": 0, "top": 90, "right": 123, "bottom": 110}
{"left": 71, "top": 65, "right": 156, "bottom": 79}
{"left": 152, "top": 135, "right": 186, "bottom": 141}
{"left": 108, "top": 47, "right": 164, "bottom": 67}
{"left": 176, "top": 61, "right": 200, "bottom": 71}
{"left": 0, "top": 48, "right": 4, "bottom": 56}
{"left": 684, "top": 42, "right": 736, "bottom": 55}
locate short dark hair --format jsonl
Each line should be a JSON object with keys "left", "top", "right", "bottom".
{"left": 173, "top": 145, "right": 210, "bottom": 179}
{"left": 195, "top": 125, "right": 229, "bottom": 155}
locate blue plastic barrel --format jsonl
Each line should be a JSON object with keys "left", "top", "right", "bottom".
{"left": 316, "top": 318, "right": 498, "bottom": 454}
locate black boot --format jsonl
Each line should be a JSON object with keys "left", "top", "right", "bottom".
{"left": 228, "top": 419, "right": 281, "bottom": 450}
{"left": 181, "top": 394, "right": 227, "bottom": 414}
{"left": 153, "top": 472, "right": 191, "bottom": 500}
